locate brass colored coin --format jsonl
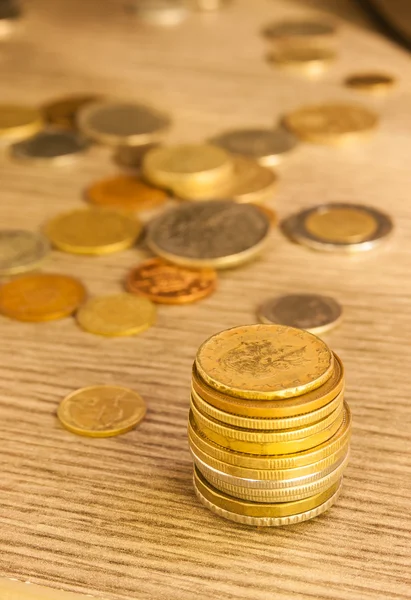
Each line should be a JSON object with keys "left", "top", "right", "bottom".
{"left": 345, "top": 73, "right": 396, "bottom": 94}
{"left": 10, "top": 130, "right": 89, "bottom": 164}
{"left": 196, "top": 324, "right": 333, "bottom": 400}
{"left": 192, "top": 353, "right": 344, "bottom": 418}
{"left": 263, "top": 20, "right": 337, "bottom": 44}
{"left": 77, "top": 101, "right": 171, "bottom": 146}
{"left": 194, "top": 475, "right": 343, "bottom": 526}
{"left": 58, "top": 385, "right": 146, "bottom": 438}
{"left": 0, "top": 230, "right": 50, "bottom": 275}
{"left": 258, "top": 293, "right": 343, "bottom": 335}
{"left": 0, "top": 105, "right": 43, "bottom": 142}
{"left": 211, "top": 128, "right": 298, "bottom": 167}
{"left": 282, "top": 203, "right": 393, "bottom": 252}
{"left": 0, "top": 273, "right": 86, "bottom": 322}
{"left": 283, "top": 102, "right": 378, "bottom": 145}
{"left": 147, "top": 200, "right": 271, "bottom": 269}
{"left": 45, "top": 208, "right": 142, "bottom": 255}
{"left": 76, "top": 293, "right": 155, "bottom": 337}
{"left": 87, "top": 175, "right": 168, "bottom": 212}
{"left": 43, "top": 95, "right": 101, "bottom": 130}
{"left": 268, "top": 47, "right": 336, "bottom": 77}
{"left": 126, "top": 258, "right": 217, "bottom": 304}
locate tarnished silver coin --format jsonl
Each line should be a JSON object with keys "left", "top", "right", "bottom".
{"left": 9, "top": 129, "right": 89, "bottom": 164}
{"left": 0, "top": 230, "right": 50, "bottom": 275}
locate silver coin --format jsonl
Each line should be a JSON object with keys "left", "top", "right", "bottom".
{"left": 0, "top": 230, "right": 50, "bottom": 275}
{"left": 9, "top": 129, "right": 89, "bottom": 164}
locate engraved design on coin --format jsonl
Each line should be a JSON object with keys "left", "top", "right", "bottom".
{"left": 64, "top": 390, "right": 139, "bottom": 431}
{"left": 219, "top": 341, "right": 307, "bottom": 378}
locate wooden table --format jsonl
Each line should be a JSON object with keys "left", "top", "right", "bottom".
{"left": 1, "top": 1, "right": 410, "bottom": 598}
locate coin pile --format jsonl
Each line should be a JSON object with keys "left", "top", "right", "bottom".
{"left": 188, "top": 324, "right": 351, "bottom": 526}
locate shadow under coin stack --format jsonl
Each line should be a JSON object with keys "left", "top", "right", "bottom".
{"left": 188, "top": 324, "right": 351, "bottom": 526}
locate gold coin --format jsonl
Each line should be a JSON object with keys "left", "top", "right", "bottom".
{"left": 283, "top": 102, "right": 378, "bottom": 145}
{"left": 45, "top": 208, "right": 142, "bottom": 255}
{"left": 268, "top": 47, "right": 336, "bottom": 77}
{"left": 345, "top": 72, "right": 396, "bottom": 94}
{"left": 0, "top": 230, "right": 50, "bottom": 275}
{"left": 0, "top": 104, "right": 43, "bottom": 141}
{"left": 43, "top": 94, "right": 101, "bottom": 130}
{"left": 77, "top": 101, "right": 171, "bottom": 146}
{"left": 0, "top": 273, "right": 86, "bottom": 322}
{"left": 258, "top": 293, "right": 343, "bottom": 335}
{"left": 196, "top": 324, "right": 334, "bottom": 400}
{"left": 76, "top": 293, "right": 156, "bottom": 337}
{"left": 194, "top": 475, "right": 342, "bottom": 526}
{"left": 57, "top": 385, "right": 146, "bottom": 437}
{"left": 262, "top": 20, "right": 337, "bottom": 45}
{"left": 87, "top": 175, "right": 168, "bottom": 212}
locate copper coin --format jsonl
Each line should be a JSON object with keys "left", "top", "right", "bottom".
{"left": 87, "top": 174, "right": 168, "bottom": 212}
{"left": 126, "top": 258, "right": 217, "bottom": 304}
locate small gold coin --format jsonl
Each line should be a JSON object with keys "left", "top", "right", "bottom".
{"left": 76, "top": 293, "right": 156, "bottom": 337}
{"left": 0, "top": 230, "right": 50, "bottom": 275}
{"left": 262, "top": 20, "right": 337, "bottom": 45}
{"left": 258, "top": 293, "right": 343, "bottom": 335}
{"left": 345, "top": 72, "right": 396, "bottom": 94}
{"left": 0, "top": 104, "right": 43, "bottom": 142}
{"left": 195, "top": 324, "right": 334, "bottom": 400}
{"left": 268, "top": 47, "right": 336, "bottom": 77}
{"left": 0, "top": 273, "right": 86, "bottom": 322}
{"left": 283, "top": 102, "right": 378, "bottom": 145}
{"left": 86, "top": 175, "right": 168, "bottom": 212}
{"left": 57, "top": 385, "right": 146, "bottom": 438}
{"left": 45, "top": 208, "right": 142, "bottom": 255}
{"left": 43, "top": 94, "right": 101, "bottom": 130}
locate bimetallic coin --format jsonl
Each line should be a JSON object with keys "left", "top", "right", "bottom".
{"left": 258, "top": 293, "right": 343, "bottom": 335}
{"left": 9, "top": 130, "right": 89, "bottom": 165}
{"left": 0, "top": 105, "right": 43, "bottom": 142}
{"left": 77, "top": 101, "right": 171, "bottom": 146}
{"left": 87, "top": 175, "right": 168, "bottom": 212}
{"left": 345, "top": 73, "right": 396, "bottom": 94}
{"left": 43, "top": 95, "right": 101, "bottom": 130}
{"left": 0, "top": 230, "right": 50, "bottom": 275}
{"left": 147, "top": 201, "right": 271, "bottom": 269}
{"left": 262, "top": 20, "right": 337, "bottom": 44}
{"left": 0, "top": 274, "right": 86, "bottom": 322}
{"left": 268, "top": 47, "right": 336, "bottom": 78}
{"left": 58, "top": 385, "right": 146, "bottom": 438}
{"left": 282, "top": 203, "right": 393, "bottom": 252}
{"left": 45, "top": 208, "right": 142, "bottom": 255}
{"left": 126, "top": 258, "right": 217, "bottom": 304}
{"left": 211, "top": 128, "right": 298, "bottom": 167}
{"left": 283, "top": 102, "right": 378, "bottom": 145}
{"left": 76, "top": 293, "right": 155, "bottom": 337}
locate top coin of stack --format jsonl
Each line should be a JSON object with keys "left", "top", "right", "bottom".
{"left": 188, "top": 324, "right": 351, "bottom": 526}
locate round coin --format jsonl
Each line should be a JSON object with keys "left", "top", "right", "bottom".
{"left": 9, "top": 129, "right": 89, "bottom": 165}
{"left": 195, "top": 324, "right": 334, "bottom": 400}
{"left": 0, "top": 230, "right": 50, "bottom": 275}
{"left": 0, "top": 104, "right": 43, "bottom": 142}
{"left": 43, "top": 94, "right": 101, "bottom": 130}
{"left": 146, "top": 200, "right": 271, "bottom": 269}
{"left": 45, "top": 208, "right": 142, "bottom": 255}
{"left": 268, "top": 47, "right": 336, "bottom": 77}
{"left": 0, "top": 273, "right": 86, "bottom": 322}
{"left": 76, "top": 293, "right": 156, "bottom": 337}
{"left": 87, "top": 175, "right": 168, "bottom": 212}
{"left": 283, "top": 102, "right": 378, "bottom": 145}
{"left": 258, "top": 293, "right": 343, "bottom": 335}
{"left": 263, "top": 20, "right": 337, "bottom": 44}
{"left": 58, "top": 385, "right": 146, "bottom": 438}
{"left": 282, "top": 203, "right": 393, "bottom": 252}
{"left": 211, "top": 128, "right": 297, "bottom": 167}
{"left": 77, "top": 101, "right": 171, "bottom": 146}
{"left": 126, "top": 258, "right": 217, "bottom": 304}
{"left": 345, "top": 72, "right": 396, "bottom": 94}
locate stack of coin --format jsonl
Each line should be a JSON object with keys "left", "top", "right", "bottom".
{"left": 188, "top": 324, "right": 351, "bottom": 526}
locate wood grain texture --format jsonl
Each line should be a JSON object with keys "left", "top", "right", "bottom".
{"left": 0, "top": 0, "right": 411, "bottom": 598}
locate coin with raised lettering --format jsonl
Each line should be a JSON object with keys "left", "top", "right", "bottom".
{"left": 0, "top": 104, "right": 43, "bottom": 142}
{"left": 10, "top": 130, "right": 89, "bottom": 164}
{"left": 0, "top": 230, "right": 50, "bottom": 275}
{"left": 345, "top": 72, "right": 396, "bottom": 94}
{"left": 57, "top": 385, "right": 146, "bottom": 437}
{"left": 43, "top": 94, "right": 101, "bottom": 130}
{"left": 268, "top": 47, "right": 336, "bottom": 77}
{"left": 0, "top": 273, "right": 86, "bottom": 322}
{"left": 87, "top": 175, "right": 168, "bottom": 212}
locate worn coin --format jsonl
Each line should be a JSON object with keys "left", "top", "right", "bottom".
{"left": 77, "top": 100, "right": 171, "bottom": 146}
{"left": 0, "top": 273, "right": 86, "bottom": 322}
{"left": 43, "top": 94, "right": 101, "bottom": 130}
{"left": 258, "top": 293, "right": 343, "bottom": 334}
{"left": 58, "top": 385, "right": 146, "bottom": 438}
{"left": 146, "top": 200, "right": 271, "bottom": 269}
{"left": 0, "top": 230, "right": 50, "bottom": 275}
{"left": 87, "top": 175, "right": 168, "bottom": 212}
{"left": 268, "top": 47, "right": 336, "bottom": 77}
{"left": 0, "top": 104, "right": 43, "bottom": 142}
{"left": 263, "top": 20, "right": 337, "bottom": 44}
{"left": 45, "top": 208, "right": 142, "bottom": 255}
{"left": 76, "top": 293, "right": 156, "bottom": 337}
{"left": 345, "top": 72, "right": 396, "bottom": 94}
{"left": 126, "top": 258, "right": 217, "bottom": 304}
{"left": 9, "top": 129, "right": 89, "bottom": 164}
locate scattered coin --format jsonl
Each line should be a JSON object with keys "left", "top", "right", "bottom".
{"left": 57, "top": 385, "right": 146, "bottom": 438}
{"left": 126, "top": 258, "right": 217, "bottom": 304}
{"left": 268, "top": 47, "right": 336, "bottom": 77}
{"left": 282, "top": 203, "right": 393, "bottom": 252}
{"left": 87, "top": 174, "right": 168, "bottom": 212}
{"left": 211, "top": 127, "right": 298, "bottom": 167}
{"left": 0, "top": 104, "right": 43, "bottom": 142}
{"left": 146, "top": 200, "right": 271, "bottom": 269}
{"left": 0, "top": 273, "right": 86, "bottom": 322}
{"left": 283, "top": 102, "right": 378, "bottom": 145}
{"left": 126, "top": 0, "right": 189, "bottom": 26}
{"left": 344, "top": 72, "right": 396, "bottom": 94}
{"left": 0, "top": 230, "right": 50, "bottom": 275}
{"left": 76, "top": 293, "right": 156, "bottom": 337}
{"left": 77, "top": 100, "right": 171, "bottom": 146}
{"left": 258, "top": 293, "right": 343, "bottom": 335}
{"left": 262, "top": 20, "right": 337, "bottom": 45}
{"left": 9, "top": 129, "right": 89, "bottom": 165}
{"left": 42, "top": 94, "right": 101, "bottom": 130}
{"left": 45, "top": 208, "right": 142, "bottom": 255}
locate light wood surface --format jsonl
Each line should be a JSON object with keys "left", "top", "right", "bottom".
{"left": 1, "top": 1, "right": 411, "bottom": 599}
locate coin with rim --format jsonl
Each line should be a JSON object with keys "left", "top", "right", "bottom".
{"left": 58, "top": 385, "right": 146, "bottom": 438}
{"left": 268, "top": 47, "right": 336, "bottom": 77}
{"left": 0, "top": 104, "right": 43, "bottom": 141}
{"left": 9, "top": 129, "right": 89, "bottom": 165}
{"left": 0, "top": 230, "right": 50, "bottom": 275}
{"left": 345, "top": 72, "right": 396, "bottom": 94}
{"left": 43, "top": 94, "right": 101, "bottom": 130}
{"left": 87, "top": 174, "right": 168, "bottom": 212}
